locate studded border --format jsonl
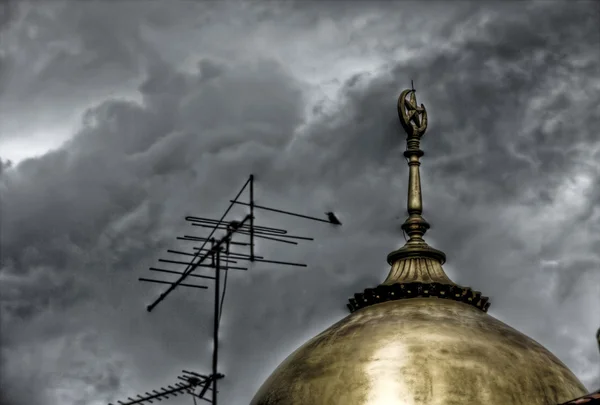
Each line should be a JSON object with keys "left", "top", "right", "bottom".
{"left": 347, "top": 282, "right": 491, "bottom": 313}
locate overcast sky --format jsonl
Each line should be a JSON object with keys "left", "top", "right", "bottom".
{"left": 1, "top": 1, "right": 600, "bottom": 405}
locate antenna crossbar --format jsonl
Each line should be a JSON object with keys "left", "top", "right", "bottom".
{"left": 108, "top": 377, "right": 204, "bottom": 405}
{"left": 148, "top": 267, "right": 216, "bottom": 280}
{"left": 190, "top": 224, "right": 312, "bottom": 241}
{"left": 229, "top": 201, "right": 340, "bottom": 225}
{"left": 158, "top": 258, "right": 246, "bottom": 270}
{"left": 192, "top": 248, "right": 306, "bottom": 267}
{"left": 167, "top": 249, "right": 238, "bottom": 264}
{"left": 146, "top": 214, "right": 251, "bottom": 313}
{"left": 191, "top": 248, "right": 263, "bottom": 260}
{"left": 145, "top": 175, "right": 253, "bottom": 312}
{"left": 178, "top": 235, "right": 250, "bottom": 246}
{"left": 186, "top": 216, "right": 287, "bottom": 235}
{"left": 138, "top": 278, "right": 209, "bottom": 290}
{"left": 199, "top": 228, "right": 297, "bottom": 245}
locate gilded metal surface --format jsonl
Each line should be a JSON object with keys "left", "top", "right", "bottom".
{"left": 383, "top": 257, "right": 453, "bottom": 285}
{"left": 251, "top": 299, "right": 587, "bottom": 405}
{"left": 251, "top": 88, "right": 585, "bottom": 404}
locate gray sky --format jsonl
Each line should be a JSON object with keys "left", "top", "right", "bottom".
{"left": 1, "top": 1, "right": 600, "bottom": 404}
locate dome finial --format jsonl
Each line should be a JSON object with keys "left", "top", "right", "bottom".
{"left": 386, "top": 86, "right": 446, "bottom": 266}
{"left": 349, "top": 86, "right": 490, "bottom": 313}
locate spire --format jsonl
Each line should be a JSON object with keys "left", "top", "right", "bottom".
{"left": 346, "top": 85, "right": 490, "bottom": 314}
{"left": 384, "top": 85, "right": 451, "bottom": 284}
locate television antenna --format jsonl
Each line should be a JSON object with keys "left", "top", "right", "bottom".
{"left": 108, "top": 174, "right": 341, "bottom": 405}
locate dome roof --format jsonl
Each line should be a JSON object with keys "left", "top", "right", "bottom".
{"left": 251, "top": 87, "right": 590, "bottom": 404}
{"left": 251, "top": 298, "right": 587, "bottom": 405}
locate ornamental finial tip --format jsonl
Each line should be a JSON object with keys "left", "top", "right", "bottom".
{"left": 398, "top": 89, "right": 427, "bottom": 138}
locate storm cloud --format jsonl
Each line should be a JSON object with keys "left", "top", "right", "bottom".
{"left": 1, "top": 1, "right": 599, "bottom": 405}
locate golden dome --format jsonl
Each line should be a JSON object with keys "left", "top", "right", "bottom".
{"left": 251, "top": 87, "right": 588, "bottom": 405}
{"left": 251, "top": 298, "right": 586, "bottom": 405}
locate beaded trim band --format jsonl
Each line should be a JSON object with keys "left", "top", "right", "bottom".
{"left": 347, "top": 282, "right": 491, "bottom": 313}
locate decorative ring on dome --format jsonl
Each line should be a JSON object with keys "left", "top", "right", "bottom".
{"left": 347, "top": 282, "right": 491, "bottom": 314}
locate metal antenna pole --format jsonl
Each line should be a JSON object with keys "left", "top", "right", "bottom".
{"left": 250, "top": 174, "right": 255, "bottom": 262}
{"left": 111, "top": 174, "right": 343, "bottom": 405}
{"left": 213, "top": 245, "right": 220, "bottom": 405}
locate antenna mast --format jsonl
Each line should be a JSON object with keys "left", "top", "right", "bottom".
{"left": 108, "top": 174, "right": 341, "bottom": 405}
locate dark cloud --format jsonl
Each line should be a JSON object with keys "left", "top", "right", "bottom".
{"left": 1, "top": 43, "right": 307, "bottom": 404}
{"left": 1, "top": 1, "right": 599, "bottom": 405}
{"left": 0, "top": 0, "right": 17, "bottom": 30}
{"left": 0, "top": 0, "right": 18, "bottom": 98}
{"left": 0, "top": 157, "right": 12, "bottom": 175}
